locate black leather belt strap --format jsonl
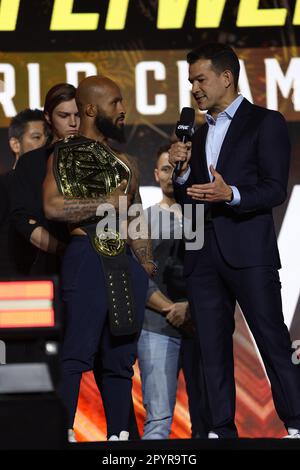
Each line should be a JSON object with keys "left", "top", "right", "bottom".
{"left": 82, "top": 224, "right": 138, "bottom": 336}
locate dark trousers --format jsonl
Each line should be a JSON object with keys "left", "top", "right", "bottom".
{"left": 180, "top": 337, "right": 209, "bottom": 438}
{"left": 186, "top": 226, "right": 300, "bottom": 437}
{"left": 58, "top": 236, "right": 148, "bottom": 437}
{"left": 93, "top": 356, "right": 141, "bottom": 439}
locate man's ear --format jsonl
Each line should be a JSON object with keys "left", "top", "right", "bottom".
{"left": 154, "top": 168, "right": 160, "bottom": 183}
{"left": 9, "top": 137, "right": 21, "bottom": 156}
{"left": 86, "top": 104, "right": 97, "bottom": 117}
{"left": 223, "top": 69, "right": 234, "bottom": 89}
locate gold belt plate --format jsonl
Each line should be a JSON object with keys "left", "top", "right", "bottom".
{"left": 94, "top": 229, "right": 125, "bottom": 257}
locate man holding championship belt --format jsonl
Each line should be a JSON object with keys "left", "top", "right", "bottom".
{"left": 43, "top": 76, "right": 155, "bottom": 441}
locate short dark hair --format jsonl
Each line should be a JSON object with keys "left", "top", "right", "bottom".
{"left": 43, "top": 83, "right": 76, "bottom": 118}
{"left": 8, "top": 108, "right": 46, "bottom": 140}
{"left": 155, "top": 143, "right": 171, "bottom": 167}
{"left": 187, "top": 43, "right": 240, "bottom": 90}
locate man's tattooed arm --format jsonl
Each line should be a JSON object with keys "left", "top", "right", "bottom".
{"left": 131, "top": 238, "right": 153, "bottom": 265}
{"left": 51, "top": 196, "right": 111, "bottom": 224}
{"left": 127, "top": 183, "right": 153, "bottom": 266}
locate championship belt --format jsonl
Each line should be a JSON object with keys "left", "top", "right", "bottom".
{"left": 53, "top": 135, "right": 131, "bottom": 199}
{"left": 54, "top": 135, "right": 138, "bottom": 336}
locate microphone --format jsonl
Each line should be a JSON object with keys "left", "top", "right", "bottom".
{"left": 174, "top": 107, "right": 195, "bottom": 176}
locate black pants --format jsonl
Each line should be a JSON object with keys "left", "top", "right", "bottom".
{"left": 58, "top": 236, "right": 148, "bottom": 437}
{"left": 186, "top": 226, "right": 300, "bottom": 437}
{"left": 180, "top": 337, "right": 209, "bottom": 438}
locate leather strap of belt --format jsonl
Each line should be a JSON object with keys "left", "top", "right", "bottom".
{"left": 82, "top": 224, "right": 138, "bottom": 336}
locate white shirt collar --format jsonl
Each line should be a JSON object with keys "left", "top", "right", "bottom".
{"left": 205, "top": 94, "right": 244, "bottom": 126}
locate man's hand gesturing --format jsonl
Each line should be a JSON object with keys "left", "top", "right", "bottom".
{"left": 186, "top": 165, "right": 233, "bottom": 202}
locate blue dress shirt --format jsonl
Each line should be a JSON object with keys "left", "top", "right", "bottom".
{"left": 176, "top": 94, "right": 244, "bottom": 206}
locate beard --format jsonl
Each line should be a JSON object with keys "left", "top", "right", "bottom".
{"left": 95, "top": 112, "right": 126, "bottom": 143}
{"left": 163, "top": 183, "right": 174, "bottom": 199}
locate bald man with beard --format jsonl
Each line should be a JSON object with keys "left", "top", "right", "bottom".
{"left": 43, "top": 76, "right": 155, "bottom": 441}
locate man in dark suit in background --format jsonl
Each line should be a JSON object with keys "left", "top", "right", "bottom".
{"left": 0, "top": 109, "right": 49, "bottom": 277}
{"left": 169, "top": 43, "right": 300, "bottom": 438}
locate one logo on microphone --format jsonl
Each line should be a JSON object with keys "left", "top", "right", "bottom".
{"left": 175, "top": 123, "right": 194, "bottom": 138}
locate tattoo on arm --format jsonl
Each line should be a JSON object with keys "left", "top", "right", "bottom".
{"left": 127, "top": 181, "right": 153, "bottom": 264}
{"left": 60, "top": 196, "right": 110, "bottom": 223}
{"left": 63, "top": 198, "right": 98, "bottom": 223}
{"left": 131, "top": 239, "right": 153, "bottom": 265}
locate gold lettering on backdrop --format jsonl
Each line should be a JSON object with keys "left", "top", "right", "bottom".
{"left": 105, "top": 0, "right": 130, "bottom": 30}
{"left": 0, "top": 0, "right": 20, "bottom": 31}
{"left": 2, "top": 0, "right": 300, "bottom": 31}
{"left": 158, "top": 0, "right": 228, "bottom": 29}
{"left": 196, "top": 0, "right": 227, "bottom": 28}
{"left": 237, "top": 0, "right": 287, "bottom": 27}
{"left": 157, "top": 0, "right": 190, "bottom": 29}
{"left": 293, "top": 0, "right": 300, "bottom": 25}
{"left": 50, "top": 0, "right": 99, "bottom": 31}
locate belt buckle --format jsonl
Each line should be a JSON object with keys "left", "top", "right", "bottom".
{"left": 94, "top": 229, "right": 125, "bottom": 257}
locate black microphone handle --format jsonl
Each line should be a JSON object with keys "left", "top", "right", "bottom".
{"left": 174, "top": 135, "right": 186, "bottom": 176}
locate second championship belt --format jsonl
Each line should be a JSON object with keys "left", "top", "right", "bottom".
{"left": 54, "top": 135, "right": 138, "bottom": 336}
